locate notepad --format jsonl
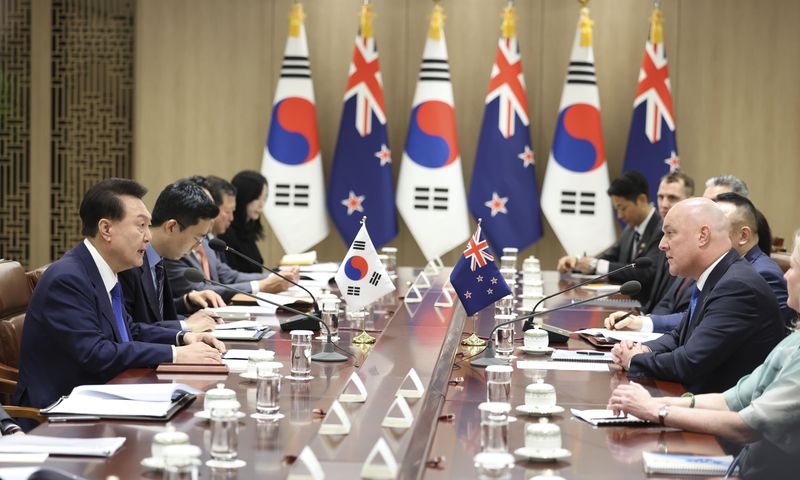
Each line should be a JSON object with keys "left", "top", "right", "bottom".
{"left": 0, "top": 435, "right": 125, "bottom": 457}
{"left": 551, "top": 349, "right": 614, "bottom": 363}
{"left": 517, "top": 361, "right": 609, "bottom": 372}
{"left": 41, "top": 383, "right": 200, "bottom": 420}
{"left": 211, "top": 329, "right": 272, "bottom": 341}
{"left": 570, "top": 408, "right": 650, "bottom": 426}
{"left": 642, "top": 451, "right": 735, "bottom": 476}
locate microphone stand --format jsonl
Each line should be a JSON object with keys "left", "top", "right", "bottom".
{"left": 188, "top": 271, "right": 347, "bottom": 362}
{"left": 522, "top": 259, "right": 647, "bottom": 331}
{"left": 471, "top": 284, "right": 638, "bottom": 367}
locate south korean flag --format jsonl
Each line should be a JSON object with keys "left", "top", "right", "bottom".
{"left": 334, "top": 222, "right": 396, "bottom": 310}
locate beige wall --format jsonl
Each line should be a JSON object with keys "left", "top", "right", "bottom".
{"left": 135, "top": 0, "right": 800, "bottom": 268}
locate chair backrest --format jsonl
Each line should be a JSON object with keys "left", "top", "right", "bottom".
{"left": 0, "top": 313, "right": 25, "bottom": 368}
{"left": 771, "top": 252, "right": 791, "bottom": 273}
{"left": 26, "top": 263, "right": 50, "bottom": 293}
{"left": 0, "top": 260, "right": 31, "bottom": 321}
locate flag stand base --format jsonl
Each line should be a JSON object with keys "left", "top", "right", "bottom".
{"left": 352, "top": 330, "right": 376, "bottom": 344}
{"left": 461, "top": 333, "right": 486, "bottom": 347}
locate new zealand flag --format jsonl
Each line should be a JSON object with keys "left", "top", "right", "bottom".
{"left": 622, "top": 9, "right": 679, "bottom": 202}
{"left": 450, "top": 225, "right": 512, "bottom": 316}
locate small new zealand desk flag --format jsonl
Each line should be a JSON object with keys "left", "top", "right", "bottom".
{"left": 450, "top": 225, "right": 512, "bottom": 316}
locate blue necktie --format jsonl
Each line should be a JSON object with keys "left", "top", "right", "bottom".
{"left": 688, "top": 286, "right": 701, "bottom": 322}
{"left": 110, "top": 283, "right": 130, "bottom": 342}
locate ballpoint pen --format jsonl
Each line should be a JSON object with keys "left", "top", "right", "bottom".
{"left": 609, "top": 310, "right": 635, "bottom": 329}
{"left": 575, "top": 350, "right": 606, "bottom": 356}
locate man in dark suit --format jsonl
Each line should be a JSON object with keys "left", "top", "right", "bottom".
{"left": 557, "top": 171, "right": 662, "bottom": 304}
{"left": 0, "top": 405, "right": 22, "bottom": 435}
{"left": 119, "top": 180, "right": 224, "bottom": 332}
{"left": 611, "top": 198, "right": 785, "bottom": 394}
{"left": 164, "top": 176, "right": 296, "bottom": 303}
{"left": 14, "top": 178, "right": 226, "bottom": 410}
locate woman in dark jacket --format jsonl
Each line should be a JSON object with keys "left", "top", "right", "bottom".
{"left": 219, "top": 170, "right": 268, "bottom": 273}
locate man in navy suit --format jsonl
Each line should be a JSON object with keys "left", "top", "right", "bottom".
{"left": 557, "top": 171, "right": 662, "bottom": 305}
{"left": 119, "top": 180, "right": 225, "bottom": 332}
{"left": 14, "top": 178, "right": 226, "bottom": 410}
{"left": 611, "top": 198, "right": 785, "bottom": 394}
{"left": 164, "top": 176, "right": 296, "bottom": 303}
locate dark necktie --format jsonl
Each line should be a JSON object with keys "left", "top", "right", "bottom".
{"left": 110, "top": 282, "right": 130, "bottom": 342}
{"left": 688, "top": 286, "right": 701, "bottom": 323}
{"left": 631, "top": 231, "right": 641, "bottom": 262}
{"left": 155, "top": 260, "right": 165, "bottom": 320}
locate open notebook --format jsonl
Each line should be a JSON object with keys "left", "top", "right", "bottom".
{"left": 41, "top": 383, "right": 201, "bottom": 420}
{"left": 570, "top": 408, "right": 651, "bottom": 426}
{"left": 642, "top": 451, "right": 735, "bottom": 476}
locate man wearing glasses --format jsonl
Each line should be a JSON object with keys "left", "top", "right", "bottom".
{"left": 119, "top": 180, "right": 225, "bottom": 332}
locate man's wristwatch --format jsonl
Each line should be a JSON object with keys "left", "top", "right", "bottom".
{"left": 657, "top": 404, "right": 670, "bottom": 425}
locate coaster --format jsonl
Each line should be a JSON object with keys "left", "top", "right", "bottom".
{"left": 514, "top": 404, "right": 565, "bottom": 416}
{"left": 518, "top": 346, "right": 554, "bottom": 355}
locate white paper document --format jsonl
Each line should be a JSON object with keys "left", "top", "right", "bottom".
{"left": 211, "top": 329, "right": 274, "bottom": 341}
{"left": 213, "top": 320, "right": 266, "bottom": 331}
{"left": 0, "top": 435, "right": 126, "bottom": 457}
{"left": 0, "top": 453, "right": 48, "bottom": 463}
{"left": 211, "top": 305, "right": 278, "bottom": 316}
{"left": 577, "top": 328, "right": 663, "bottom": 343}
{"left": 299, "top": 262, "right": 339, "bottom": 273}
{"left": 517, "top": 360, "right": 609, "bottom": 372}
{"left": 571, "top": 408, "right": 649, "bottom": 426}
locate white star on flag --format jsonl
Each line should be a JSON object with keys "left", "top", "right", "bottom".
{"left": 518, "top": 145, "right": 535, "bottom": 168}
{"left": 484, "top": 192, "right": 508, "bottom": 217}
{"left": 341, "top": 190, "right": 365, "bottom": 215}
{"left": 374, "top": 144, "right": 392, "bottom": 166}
{"left": 663, "top": 151, "right": 680, "bottom": 171}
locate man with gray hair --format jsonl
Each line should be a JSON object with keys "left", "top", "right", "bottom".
{"left": 611, "top": 198, "right": 785, "bottom": 394}
{"left": 703, "top": 174, "right": 749, "bottom": 199}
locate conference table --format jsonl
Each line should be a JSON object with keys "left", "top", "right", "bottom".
{"left": 25, "top": 266, "right": 727, "bottom": 479}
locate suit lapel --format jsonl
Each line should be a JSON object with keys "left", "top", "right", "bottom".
{"left": 76, "top": 242, "right": 121, "bottom": 342}
{"left": 203, "top": 239, "right": 220, "bottom": 282}
{"left": 139, "top": 254, "right": 161, "bottom": 321}
{"left": 682, "top": 249, "right": 739, "bottom": 340}
{"left": 636, "top": 212, "right": 663, "bottom": 258}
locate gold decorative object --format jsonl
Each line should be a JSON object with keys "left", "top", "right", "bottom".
{"left": 352, "top": 330, "right": 376, "bottom": 344}
{"left": 461, "top": 333, "right": 487, "bottom": 347}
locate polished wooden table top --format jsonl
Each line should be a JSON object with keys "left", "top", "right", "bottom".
{"left": 24, "top": 269, "right": 726, "bottom": 479}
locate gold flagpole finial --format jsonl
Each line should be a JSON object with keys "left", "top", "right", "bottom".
{"left": 360, "top": 1, "right": 375, "bottom": 40}
{"left": 649, "top": 4, "right": 664, "bottom": 45}
{"left": 578, "top": 5, "right": 593, "bottom": 47}
{"left": 360, "top": 216, "right": 367, "bottom": 225}
{"left": 429, "top": 3, "right": 445, "bottom": 40}
{"left": 288, "top": 2, "right": 305, "bottom": 37}
{"left": 477, "top": 218, "right": 483, "bottom": 227}
{"left": 501, "top": 3, "right": 517, "bottom": 40}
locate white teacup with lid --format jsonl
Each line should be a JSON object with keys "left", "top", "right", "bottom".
{"left": 525, "top": 379, "right": 556, "bottom": 409}
{"left": 525, "top": 418, "right": 562, "bottom": 452}
{"left": 524, "top": 326, "right": 549, "bottom": 349}
{"left": 151, "top": 424, "right": 190, "bottom": 460}
{"left": 246, "top": 349, "right": 276, "bottom": 376}
{"left": 204, "top": 383, "right": 236, "bottom": 413}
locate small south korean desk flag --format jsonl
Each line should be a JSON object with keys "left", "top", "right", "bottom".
{"left": 334, "top": 219, "right": 395, "bottom": 310}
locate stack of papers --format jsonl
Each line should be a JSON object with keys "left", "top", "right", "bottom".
{"left": 571, "top": 408, "right": 650, "bottom": 426}
{"left": 280, "top": 251, "right": 317, "bottom": 265}
{"left": 42, "top": 383, "right": 201, "bottom": 419}
{"left": 517, "top": 360, "right": 609, "bottom": 372}
{"left": 210, "top": 305, "right": 277, "bottom": 318}
{"left": 577, "top": 328, "right": 663, "bottom": 343}
{"left": 0, "top": 436, "right": 125, "bottom": 457}
{"left": 299, "top": 262, "right": 339, "bottom": 273}
{"left": 551, "top": 349, "right": 614, "bottom": 363}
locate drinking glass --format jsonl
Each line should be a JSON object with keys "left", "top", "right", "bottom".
{"left": 485, "top": 365, "right": 513, "bottom": 404}
{"left": 478, "top": 401, "right": 511, "bottom": 453}
{"left": 494, "top": 295, "right": 514, "bottom": 317}
{"left": 320, "top": 298, "right": 340, "bottom": 339}
{"left": 493, "top": 314, "right": 515, "bottom": 358}
{"left": 381, "top": 246, "right": 397, "bottom": 279}
{"left": 287, "top": 330, "right": 313, "bottom": 380}
{"left": 206, "top": 401, "right": 245, "bottom": 469}
{"left": 251, "top": 362, "right": 283, "bottom": 421}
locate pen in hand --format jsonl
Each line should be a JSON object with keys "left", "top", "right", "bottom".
{"left": 609, "top": 310, "right": 635, "bottom": 330}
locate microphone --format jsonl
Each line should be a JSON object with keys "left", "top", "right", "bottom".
{"left": 207, "top": 237, "right": 321, "bottom": 326}
{"left": 183, "top": 268, "right": 347, "bottom": 363}
{"left": 471, "top": 280, "right": 642, "bottom": 367}
{"left": 522, "top": 257, "right": 652, "bottom": 331}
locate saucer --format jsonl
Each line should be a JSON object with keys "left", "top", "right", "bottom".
{"left": 239, "top": 372, "right": 258, "bottom": 381}
{"left": 141, "top": 456, "right": 166, "bottom": 470}
{"left": 194, "top": 410, "right": 247, "bottom": 420}
{"left": 518, "top": 346, "right": 554, "bottom": 355}
{"left": 515, "top": 404, "right": 565, "bottom": 416}
{"left": 513, "top": 447, "right": 571, "bottom": 462}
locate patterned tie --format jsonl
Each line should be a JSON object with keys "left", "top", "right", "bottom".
{"left": 155, "top": 260, "right": 165, "bottom": 320}
{"left": 631, "top": 231, "right": 641, "bottom": 262}
{"left": 110, "top": 282, "right": 130, "bottom": 342}
{"left": 196, "top": 244, "right": 211, "bottom": 280}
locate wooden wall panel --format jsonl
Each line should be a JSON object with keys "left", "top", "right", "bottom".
{"left": 134, "top": 0, "right": 800, "bottom": 268}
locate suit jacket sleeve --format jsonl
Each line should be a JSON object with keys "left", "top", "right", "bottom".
{"left": 649, "top": 312, "right": 685, "bottom": 333}
{"left": 42, "top": 272, "right": 173, "bottom": 378}
{"left": 118, "top": 267, "right": 183, "bottom": 330}
{"left": 629, "top": 277, "right": 761, "bottom": 384}
{"left": 164, "top": 258, "right": 259, "bottom": 303}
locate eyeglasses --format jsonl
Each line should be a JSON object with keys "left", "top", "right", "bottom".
{"left": 175, "top": 220, "right": 205, "bottom": 248}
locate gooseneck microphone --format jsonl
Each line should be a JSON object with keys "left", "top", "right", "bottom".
{"left": 184, "top": 268, "right": 347, "bottom": 362}
{"left": 471, "top": 280, "right": 642, "bottom": 367}
{"left": 522, "top": 257, "right": 653, "bottom": 331}
{"left": 207, "top": 237, "right": 321, "bottom": 327}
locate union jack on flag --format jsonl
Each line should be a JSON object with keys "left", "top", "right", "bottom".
{"left": 450, "top": 224, "right": 511, "bottom": 316}
{"left": 622, "top": 7, "right": 679, "bottom": 202}
{"left": 343, "top": 32, "right": 386, "bottom": 136}
{"left": 485, "top": 38, "right": 528, "bottom": 138}
{"left": 463, "top": 225, "right": 494, "bottom": 271}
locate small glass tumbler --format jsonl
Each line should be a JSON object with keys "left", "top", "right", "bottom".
{"left": 381, "top": 246, "right": 398, "bottom": 279}
{"left": 485, "top": 365, "right": 513, "bottom": 404}
{"left": 206, "top": 400, "right": 245, "bottom": 469}
{"left": 320, "top": 297, "right": 340, "bottom": 339}
{"left": 494, "top": 295, "right": 514, "bottom": 317}
{"left": 251, "top": 361, "right": 283, "bottom": 421}
{"left": 478, "top": 401, "right": 512, "bottom": 453}
{"left": 493, "top": 314, "right": 515, "bottom": 358}
{"left": 287, "top": 330, "right": 314, "bottom": 381}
